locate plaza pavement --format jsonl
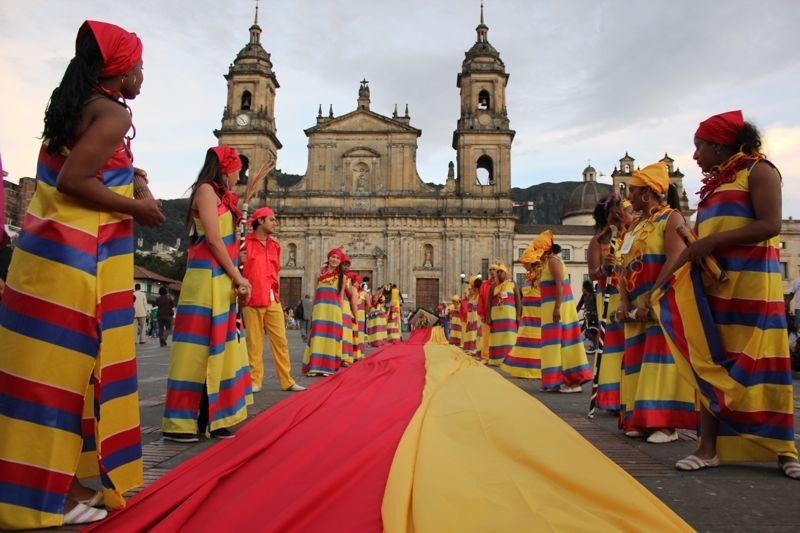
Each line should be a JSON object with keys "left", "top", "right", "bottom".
{"left": 119, "top": 328, "right": 800, "bottom": 531}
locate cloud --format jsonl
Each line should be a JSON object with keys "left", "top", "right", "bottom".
{"left": 1, "top": 0, "right": 799, "bottom": 215}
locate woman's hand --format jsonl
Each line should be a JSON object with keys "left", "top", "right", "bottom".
{"left": 133, "top": 167, "right": 148, "bottom": 183}
{"left": 634, "top": 303, "right": 650, "bottom": 322}
{"left": 686, "top": 234, "right": 719, "bottom": 262}
{"left": 616, "top": 299, "right": 630, "bottom": 322}
{"left": 552, "top": 307, "right": 561, "bottom": 323}
{"left": 132, "top": 198, "right": 165, "bottom": 227}
{"left": 235, "top": 276, "right": 252, "bottom": 306}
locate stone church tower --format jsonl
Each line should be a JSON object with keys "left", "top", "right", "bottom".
{"left": 214, "top": 4, "right": 281, "bottom": 195}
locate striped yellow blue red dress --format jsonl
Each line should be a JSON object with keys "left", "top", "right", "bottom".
{"left": 501, "top": 278, "right": 542, "bottom": 379}
{"left": 341, "top": 297, "right": 356, "bottom": 366}
{"left": 620, "top": 208, "right": 697, "bottom": 431}
{"left": 448, "top": 306, "right": 463, "bottom": 346}
{"left": 302, "top": 273, "right": 343, "bottom": 375}
{"left": 595, "top": 240, "right": 624, "bottom": 411}
{"left": 354, "top": 291, "right": 368, "bottom": 360}
{"left": 387, "top": 305, "right": 402, "bottom": 343}
{"left": 367, "top": 298, "right": 388, "bottom": 347}
{"left": 0, "top": 143, "right": 142, "bottom": 529}
{"left": 488, "top": 280, "right": 518, "bottom": 366}
{"left": 162, "top": 203, "right": 252, "bottom": 435}
{"left": 539, "top": 257, "right": 592, "bottom": 390}
{"left": 462, "top": 298, "right": 479, "bottom": 351}
{"left": 657, "top": 161, "right": 797, "bottom": 461}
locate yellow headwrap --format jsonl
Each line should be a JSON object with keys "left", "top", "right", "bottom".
{"left": 521, "top": 230, "right": 554, "bottom": 265}
{"left": 451, "top": 294, "right": 461, "bottom": 302}
{"left": 488, "top": 263, "right": 500, "bottom": 271}
{"left": 629, "top": 162, "right": 669, "bottom": 195}
{"left": 519, "top": 242, "right": 539, "bottom": 265}
{"left": 495, "top": 262, "right": 509, "bottom": 275}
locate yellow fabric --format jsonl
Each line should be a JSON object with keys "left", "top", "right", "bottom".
{"left": 629, "top": 162, "right": 669, "bottom": 194}
{"left": 479, "top": 321, "right": 490, "bottom": 362}
{"left": 243, "top": 303, "right": 296, "bottom": 390}
{"left": 495, "top": 262, "right": 509, "bottom": 275}
{"left": 381, "top": 343, "right": 692, "bottom": 532}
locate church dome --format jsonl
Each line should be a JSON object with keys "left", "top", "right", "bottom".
{"left": 562, "top": 181, "right": 612, "bottom": 223}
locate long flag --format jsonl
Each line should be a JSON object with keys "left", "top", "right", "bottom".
{"left": 89, "top": 327, "right": 691, "bottom": 532}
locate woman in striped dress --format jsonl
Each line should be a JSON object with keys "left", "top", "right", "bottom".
{"left": 163, "top": 146, "right": 254, "bottom": 442}
{"left": 368, "top": 290, "right": 389, "bottom": 347}
{"left": 488, "top": 263, "right": 520, "bottom": 366}
{"left": 501, "top": 245, "right": 542, "bottom": 379}
{"left": 0, "top": 21, "right": 164, "bottom": 528}
{"left": 347, "top": 273, "right": 364, "bottom": 361}
{"left": 387, "top": 284, "right": 402, "bottom": 343}
{"left": 448, "top": 294, "right": 463, "bottom": 346}
{"left": 617, "top": 163, "right": 697, "bottom": 443}
{"left": 302, "top": 249, "right": 347, "bottom": 376}
{"left": 355, "top": 281, "right": 369, "bottom": 358}
{"left": 461, "top": 277, "right": 480, "bottom": 353}
{"left": 672, "top": 111, "right": 799, "bottom": 477}
{"left": 587, "top": 196, "right": 634, "bottom": 411}
{"left": 536, "top": 231, "right": 593, "bottom": 392}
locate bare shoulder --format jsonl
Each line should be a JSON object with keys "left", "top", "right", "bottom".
{"left": 750, "top": 159, "right": 781, "bottom": 184}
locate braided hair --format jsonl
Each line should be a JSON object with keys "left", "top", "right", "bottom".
{"left": 42, "top": 28, "right": 105, "bottom": 155}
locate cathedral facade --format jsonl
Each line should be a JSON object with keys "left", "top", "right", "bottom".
{"left": 216, "top": 8, "right": 516, "bottom": 309}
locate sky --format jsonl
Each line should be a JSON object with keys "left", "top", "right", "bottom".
{"left": 1, "top": 0, "right": 799, "bottom": 214}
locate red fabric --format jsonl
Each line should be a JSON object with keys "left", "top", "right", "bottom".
{"left": 242, "top": 233, "right": 281, "bottom": 307}
{"left": 459, "top": 299, "right": 469, "bottom": 323}
{"left": 210, "top": 181, "right": 242, "bottom": 226}
{"left": 695, "top": 110, "right": 744, "bottom": 146}
{"left": 249, "top": 206, "right": 275, "bottom": 227}
{"left": 210, "top": 145, "right": 243, "bottom": 175}
{"left": 80, "top": 20, "right": 142, "bottom": 78}
{"left": 477, "top": 281, "right": 493, "bottom": 320}
{"left": 88, "top": 345, "right": 426, "bottom": 533}
{"left": 406, "top": 327, "right": 433, "bottom": 344}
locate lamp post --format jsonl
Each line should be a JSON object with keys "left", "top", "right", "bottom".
{"left": 460, "top": 272, "right": 467, "bottom": 295}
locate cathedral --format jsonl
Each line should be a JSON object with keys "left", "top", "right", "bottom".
{"left": 216, "top": 6, "right": 516, "bottom": 309}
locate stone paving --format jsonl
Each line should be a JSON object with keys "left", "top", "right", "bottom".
{"left": 84, "top": 329, "right": 800, "bottom": 531}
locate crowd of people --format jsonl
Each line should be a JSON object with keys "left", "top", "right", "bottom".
{"left": 0, "top": 18, "right": 797, "bottom": 531}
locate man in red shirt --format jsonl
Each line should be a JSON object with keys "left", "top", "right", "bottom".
{"left": 242, "top": 207, "right": 305, "bottom": 393}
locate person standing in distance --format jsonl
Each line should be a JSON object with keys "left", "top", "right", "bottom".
{"left": 134, "top": 283, "right": 148, "bottom": 344}
{"left": 242, "top": 207, "right": 305, "bottom": 392}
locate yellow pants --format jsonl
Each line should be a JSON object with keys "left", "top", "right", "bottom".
{"left": 243, "top": 303, "right": 295, "bottom": 390}
{"left": 480, "top": 321, "right": 490, "bottom": 361}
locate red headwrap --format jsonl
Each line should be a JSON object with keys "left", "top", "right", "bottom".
{"left": 695, "top": 110, "right": 744, "bottom": 146}
{"left": 210, "top": 145, "right": 243, "bottom": 175}
{"left": 346, "top": 271, "right": 361, "bottom": 286}
{"left": 80, "top": 21, "right": 143, "bottom": 78}
{"left": 250, "top": 206, "right": 276, "bottom": 228}
{"left": 210, "top": 182, "right": 243, "bottom": 226}
{"left": 327, "top": 248, "right": 347, "bottom": 263}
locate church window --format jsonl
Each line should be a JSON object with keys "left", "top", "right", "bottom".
{"left": 481, "top": 259, "right": 489, "bottom": 279}
{"left": 518, "top": 247, "right": 525, "bottom": 259}
{"left": 241, "top": 90, "right": 252, "bottom": 111}
{"left": 476, "top": 155, "right": 494, "bottom": 186}
{"left": 619, "top": 182, "right": 627, "bottom": 197}
{"left": 478, "top": 90, "right": 490, "bottom": 110}
{"left": 237, "top": 155, "right": 250, "bottom": 185}
{"left": 561, "top": 247, "right": 571, "bottom": 262}
{"left": 623, "top": 163, "right": 630, "bottom": 173}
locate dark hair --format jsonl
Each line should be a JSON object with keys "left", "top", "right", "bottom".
{"left": 473, "top": 278, "right": 483, "bottom": 289}
{"left": 666, "top": 184, "right": 681, "bottom": 210}
{"left": 363, "top": 277, "right": 370, "bottom": 283}
{"left": 252, "top": 218, "right": 262, "bottom": 231}
{"left": 551, "top": 243, "right": 562, "bottom": 255}
{"left": 593, "top": 201, "right": 610, "bottom": 231}
{"left": 185, "top": 150, "right": 226, "bottom": 229}
{"left": 43, "top": 28, "right": 106, "bottom": 155}
{"left": 135, "top": 283, "right": 141, "bottom": 290}
{"left": 159, "top": 286, "right": 168, "bottom": 296}
{"left": 735, "top": 121, "right": 762, "bottom": 155}
{"left": 582, "top": 280, "right": 594, "bottom": 293}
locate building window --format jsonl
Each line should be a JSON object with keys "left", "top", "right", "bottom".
{"left": 779, "top": 241, "right": 786, "bottom": 250}
{"left": 518, "top": 247, "right": 526, "bottom": 259}
{"left": 478, "top": 89, "right": 490, "bottom": 110}
{"left": 780, "top": 261, "right": 788, "bottom": 279}
{"left": 481, "top": 258, "right": 489, "bottom": 280}
{"left": 241, "top": 90, "right": 252, "bottom": 111}
{"left": 237, "top": 154, "right": 250, "bottom": 185}
{"left": 476, "top": 155, "right": 494, "bottom": 186}
{"left": 516, "top": 273, "right": 525, "bottom": 286}
{"left": 561, "top": 247, "right": 571, "bottom": 262}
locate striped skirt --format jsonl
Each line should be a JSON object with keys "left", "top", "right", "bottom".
{"left": 302, "top": 281, "right": 343, "bottom": 376}
{"left": 501, "top": 289, "right": 541, "bottom": 379}
{"left": 341, "top": 300, "right": 355, "bottom": 365}
{"left": 539, "top": 280, "right": 592, "bottom": 390}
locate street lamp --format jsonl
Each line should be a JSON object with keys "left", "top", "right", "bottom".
{"left": 460, "top": 272, "right": 467, "bottom": 294}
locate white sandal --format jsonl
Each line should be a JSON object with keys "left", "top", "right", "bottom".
{"left": 675, "top": 454, "right": 720, "bottom": 471}
{"left": 646, "top": 429, "right": 679, "bottom": 444}
{"left": 779, "top": 460, "right": 800, "bottom": 480}
{"left": 78, "top": 490, "right": 104, "bottom": 507}
{"left": 63, "top": 502, "right": 108, "bottom": 525}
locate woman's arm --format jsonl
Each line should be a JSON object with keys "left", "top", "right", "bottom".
{"left": 687, "top": 161, "right": 782, "bottom": 260}
{"left": 56, "top": 99, "right": 164, "bottom": 227}
{"left": 194, "top": 184, "right": 250, "bottom": 300}
{"left": 549, "top": 256, "right": 563, "bottom": 322}
{"left": 637, "top": 211, "right": 687, "bottom": 321}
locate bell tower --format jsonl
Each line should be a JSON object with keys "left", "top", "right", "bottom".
{"left": 214, "top": 1, "right": 282, "bottom": 199}
{"left": 452, "top": 2, "right": 515, "bottom": 198}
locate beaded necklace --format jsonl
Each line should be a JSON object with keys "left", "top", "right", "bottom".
{"left": 622, "top": 204, "right": 673, "bottom": 292}
{"left": 697, "top": 151, "right": 763, "bottom": 202}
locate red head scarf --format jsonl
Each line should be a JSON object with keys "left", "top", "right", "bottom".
{"left": 327, "top": 248, "right": 347, "bottom": 264}
{"left": 210, "top": 145, "right": 243, "bottom": 175}
{"left": 695, "top": 110, "right": 744, "bottom": 146}
{"left": 250, "top": 206, "right": 276, "bottom": 228}
{"left": 80, "top": 21, "right": 142, "bottom": 78}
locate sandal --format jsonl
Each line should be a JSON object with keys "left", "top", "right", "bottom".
{"left": 675, "top": 454, "right": 720, "bottom": 471}
{"left": 63, "top": 502, "right": 108, "bottom": 525}
{"left": 646, "top": 429, "right": 679, "bottom": 444}
{"left": 624, "top": 430, "right": 644, "bottom": 438}
{"left": 78, "top": 490, "right": 104, "bottom": 507}
{"left": 779, "top": 459, "right": 800, "bottom": 480}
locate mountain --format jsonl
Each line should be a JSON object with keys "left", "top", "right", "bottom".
{"left": 511, "top": 181, "right": 583, "bottom": 226}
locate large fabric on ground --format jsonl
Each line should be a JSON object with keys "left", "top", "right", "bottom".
{"left": 162, "top": 203, "right": 252, "bottom": 435}
{"left": 90, "top": 328, "right": 691, "bottom": 532}
{"left": 0, "top": 143, "right": 142, "bottom": 529}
